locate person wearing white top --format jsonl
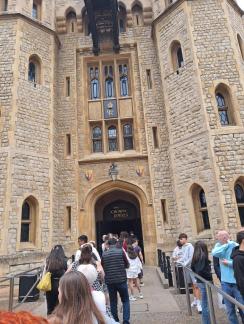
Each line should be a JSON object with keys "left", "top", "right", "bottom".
{"left": 126, "top": 246, "right": 143, "bottom": 301}
{"left": 75, "top": 234, "right": 101, "bottom": 262}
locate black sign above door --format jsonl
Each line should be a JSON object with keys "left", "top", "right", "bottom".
{"left": 103, "top": 200, "right": 137, "bottom": 222}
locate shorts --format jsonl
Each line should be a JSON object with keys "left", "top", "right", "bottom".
{"left": 127, "top": 270, "right": 139, "bottom": 279}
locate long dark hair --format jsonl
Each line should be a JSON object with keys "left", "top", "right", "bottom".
{"left": 50, "top": 271, "right": 105, "bottom": 324}
{"left": 191, "top": 240, "right": 209, "bottom": 265}
{"left": 46, "top": 245, "right": 66, "bottom": 272}
{"left": 127, "top": 245, "right": 137, "bottom": 260}
{"left": 79, "top": 244, "right": 94, "bottom": 265}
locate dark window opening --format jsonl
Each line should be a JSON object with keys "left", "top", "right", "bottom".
{"left": 108, "top": 126, "right": 118, "bottom": 151}
{"left": 119, "top": 64, "right": 129, "bottom": 97}
{"left": 235, "top": 183, "right": 244, "bottom": 226}
{"left": 199, "top": 189, "right": 210, "bottom": 230}
{"left": 152, "top": 126, "right": 159, "bottom": 149}
{"left": 177, "top": 47, "right": 184, "bottom": 68}
{"left": 67, "top": 206, "right": 71, "bottom": 231}
{"left": 66, "top": 134, "right": 71, "bottom": 156}
{"left": 123, "top": 124, "right": 133, "bottom": 150}
{"left": 28, "top": 62, "right": 36, "bottom": 83}
{"left": 90, "top": 67, "right": 100, "bottom": 99}
{"left": 146, "top": 69, "right": 152, "bottom": 89}
{"left": 161, "top": 199, "right": 168, "bottom": 223}
{"left": 216, "top": 93, "right": 229, "bottom": 126}
{"left": 92, "top": 126, "right": 102, "bottom": 153}
{"left": 21, "top": 201, "right": 31, "bottom": 242}
{"left": 66, "top": 77, "right": 70, "bottom": 97}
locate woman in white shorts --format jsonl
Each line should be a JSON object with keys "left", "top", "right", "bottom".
{"left": 126, "top": 246, "right": 143, "bottom": 301}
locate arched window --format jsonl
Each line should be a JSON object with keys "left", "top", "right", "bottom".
{"left": 132, "top": 3, "right": 143, "bottom": 26}
{"left": 171, "top": 41, "right": 184, "bottom": 71}
{"left": 66, "top": 10, "right": 77, "bottom": 33}
{"left": 118, "top": 4, "right": 127, "bottom": 33}
{"left": 215, "top": 84, "right": 235, "bottom": 126}
{"left": 235, "top": 181, "right": 244, "bottom": 226}
{"left": 28, "top": 55, "right": 41, "bottom": 84}
{"left": 92, "top": 126, "right": 102, "bottom": 153}
{"left": 191, "top": 184, "right": 210, "bottom": 233}
{"left": 104, "top": 65, "right": 114, "bottom": 98}
{"left": 90, "top": 66, "right": 100, "bottom": 99}
{"left": 82, "top": 9, "right": 90, "bottom": 36}
{"left": 108, "top": 126, "right": 118, "bottom": 151}
{"left": 216, "top": 93, "right": 230, "bottom": 125}
{"left": 119, "top": 64, "right": 129, "bottom": 97}
{"left": 20, "top": 197, "right": 37, "bottom": 243}
{"left": 32, "top": 0, "right": 42, "bottom": 20}
{"left": 123, "top": 124, "right": 133, "bottom": 150}
{"left": 237, "top": 34, "right": 244, "bottom": 61}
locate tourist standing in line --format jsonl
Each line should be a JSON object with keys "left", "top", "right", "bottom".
{"left": 176, "top": 233, "right": 202, "bottom": 313}
{"left": 212, "top": 230, "right": 244, "bottom": 324}
{"left": 172, "top": 240, "right": 183, "bottom": 261}
{"left": 75, "top": 235, "right": 101, "bottom": 262}
{"left": 48, "top": 271, "right": 105, "bottom": 324}
{"left": 132, "top": 238, "right": 144, "bottom": 286}
{"left": 45, "top": 245, "right": 67, "bottom": 315}
{"left": 126, "top": 245, "right": 143, "bottom": 301}
{"left": 191, "top": 241, "right": 213, "bottom": 324}
{"left": 231, "top": 229, "right": 244, "bottom": 300}
{"left": 101, "top": 238, "right": 130, "bottom": 324}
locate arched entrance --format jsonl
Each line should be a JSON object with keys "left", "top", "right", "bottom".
{"left": 95, "top": 190, "right": 144, "bottom": 256}
{"left": 80, "top": 180, "right": 157, "bottom": 265}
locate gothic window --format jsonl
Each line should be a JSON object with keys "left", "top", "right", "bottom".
{"left": 132, "top": 3, "right": 143, "bottom": 26}
{"left": 28, "top": 55, "right": 41, "bottom": 84}
{"left": 123, "top": 124, "right": 133, "bottom": 150}
{"left": 90, "top": 67, "right": 100, "bottom": 99}
{"left": 108, "top": 126, "right": 118, "bottom": 151}
{"left": 199, "top": 189, "right": 210, "bottom": 230}
{"left": 66, "top": 10, "right": 77, "bottom": 33}
{"left": 104, "top": 65, "right": 114, "bottom": 98}
{"left": 235, "top": 182, "right": 244, "bottom": 226}
{"left": 92, "top": 126, "right": 103, "bottom": 153}
{"left": 119, "top": 64, "right": 129, "bottom": 97}
{"left": 20, "top": 197, "right": 37, "bottom": 244}
{"left": 216, "top": 93, "right": 230, "bottom": 126}
{"left": 118, "top": 4, "right": 127, "bottom": 33}
{"left": 192, "top": 184, "right": 210, "bottom": 233}
{"left": 171, "top": 41, "right": 184, "bottom": 71}
{"left": 237, "top": 34, "right": 244, "bottom": 61}
{"left": 32, "top": 0, "right": 41, "bottom": 20}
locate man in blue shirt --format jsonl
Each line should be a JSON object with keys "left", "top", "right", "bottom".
{"left": 212, "top": 230, "right": 244, "bottom": 324}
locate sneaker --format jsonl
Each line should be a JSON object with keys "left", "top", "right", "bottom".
{"left": 140, "top": 282, "right": 144, "bottom": 287}
{"left": 191, "top": 300, "right": 197, "bottom": 307}
{"left": 197, "top": 302, "right": 202, "bottom": 314}
{"left": 129, "top": 296, "right": 137, "bottom": 301}
{"left": 138, "top": 293, "right": 143, "bottom": 299}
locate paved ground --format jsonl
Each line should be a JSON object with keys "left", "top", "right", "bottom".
{"left": 0, "top": 266, "right": 239, "bottom": 323}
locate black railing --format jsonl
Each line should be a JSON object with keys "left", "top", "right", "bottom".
{"left": 157, "top": 249, "right": 173, "bottom": 287}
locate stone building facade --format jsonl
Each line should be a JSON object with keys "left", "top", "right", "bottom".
{"left": 0, "top": 0, "right": 244, "bottom": 273}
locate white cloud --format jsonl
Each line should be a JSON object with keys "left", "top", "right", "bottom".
{"left": 236, "top": 0, "right": 244, "bottom": 10}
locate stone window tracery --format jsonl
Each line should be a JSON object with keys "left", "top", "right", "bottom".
{"left": 89, "top": 66, "right": 100, "bottom": 99}
{"left": 119, "top": 64, "right": 129, "bottom": 97}
{"left": 215, "top": 83, "right": 235, "bottom": 127}
{"left": 216, "top": 93, "right": 229, "bottom": 126}
{"left": 108, "top": 125, "right": 118, "bottom": 151}
{"left": 92, "top": 126, "right": 103, "bottom": 153}
{"left": 104, "top": 65, "right": 115, "bottom": 98}
{"left": 235, "top": 181, "right": 244, "bottom": 226}
{"left": 123, "top": 124, "right": 133, "bottom": 150}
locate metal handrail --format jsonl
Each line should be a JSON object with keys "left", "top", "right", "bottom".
{"left": 173, "top": 263, "right": 244, "bottom": 324}
{"left": 0, "top": 266, "right": 43, "bottom": 311}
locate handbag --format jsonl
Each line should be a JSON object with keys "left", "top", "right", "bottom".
{"left": 37, "top": 271, "right": 52, "bottom": 292}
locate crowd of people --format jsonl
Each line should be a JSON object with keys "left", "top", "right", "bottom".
{"left": 1, "top": 229, "right": 244, "bottom": 324}
{"left": 0, "top": 231, "right": 143, "bottom": 324}
{"left": 172, "top": 229, "right": 244, "bottom": 324}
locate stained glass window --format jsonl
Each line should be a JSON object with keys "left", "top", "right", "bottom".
{"left": 216, "top": 93, "right": 229, "bottom": 125}
{"left": 90, "top": 67, "right": 100, "bottom": 99}
{"left": 119, "top": 64, "right": 129, "bottom": 97}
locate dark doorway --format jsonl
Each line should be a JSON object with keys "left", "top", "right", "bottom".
{"left": 95, "top": 193, "right": 144, "bottom": 257}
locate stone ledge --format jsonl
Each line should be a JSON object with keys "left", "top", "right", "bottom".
{"left": 156, "top": 267, "right": 169, "bottom": 289}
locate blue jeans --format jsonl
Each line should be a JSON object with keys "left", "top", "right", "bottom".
{"left": 197, "top": 282, "right": 211, "bottom": 324}
{"left": 107, "top": 281, "right": 130, "bottom": 324}
{"left": 221, "top": 282, "right": 244, "bottom": 324}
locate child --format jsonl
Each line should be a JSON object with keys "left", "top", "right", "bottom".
{"left": 126, "top": 245, "right": 143, "bottom": 301}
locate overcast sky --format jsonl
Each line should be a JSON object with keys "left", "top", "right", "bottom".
{"left": 236, "top": 0, "right": 244, "bottom": 10}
